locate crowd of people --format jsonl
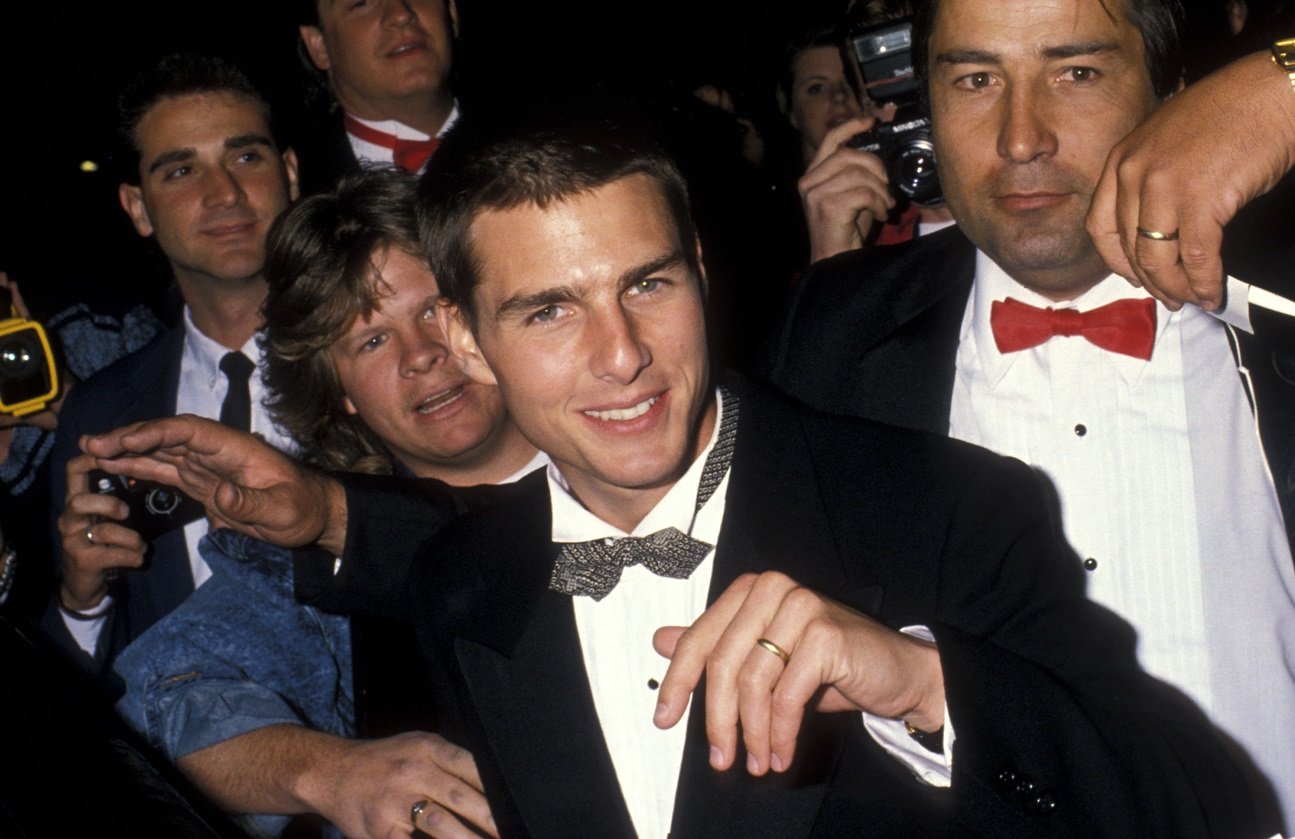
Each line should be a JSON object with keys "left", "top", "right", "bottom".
{"left": 4, "top": 0, "right": 1295, "bottom": 837}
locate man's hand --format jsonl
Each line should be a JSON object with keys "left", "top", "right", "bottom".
{"left": 82, "top": 415, "right": 348, "bottom": 554}
{"left": 799, "top": 117, "right": 896, "bottom": 263}
{"left": 182, "top": 728, "right": 498, "bottom": 839}
{"left": 56, "top": 453, "right": 145, "bottom": 610}
{"left": 652, "top": 572, "right": 944, "bottom": 777}
{"left": 1088, "top": 51, "right": 1295, "bottom": 310}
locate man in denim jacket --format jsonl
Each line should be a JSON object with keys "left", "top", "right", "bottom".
{"left": 114, "top": 170, "right": 540, "bottom": 837}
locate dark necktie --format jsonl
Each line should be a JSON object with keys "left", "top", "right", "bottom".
{"left": 218, "top": 351, "right": 255, "bottom": 432}
{"left": 549, "top": 387, "right": 739, "bottom": 601}
{"left": 343, "top": 114, "right": 440, "bottom": 173}
{"left": 990, "top": 297, "right": 1157, "bottom": 360}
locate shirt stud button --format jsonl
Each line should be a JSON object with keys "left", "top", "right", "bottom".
{"left": 1083, "top": 557, "right": 1098, "bottom": 571}
{"left": 647, "top": 678, "right": 660, "bottom": 690}
{"left": 1074, "top": 424, "right": 1087, "bottom": 437}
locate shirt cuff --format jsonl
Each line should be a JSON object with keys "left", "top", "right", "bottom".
{"left": 1216, "top": 276, "right": 1255, "bottom": 332}
{"left": 859, "top": 625, "right": 955, "bottom": 787}
{"left": 61, "top": 594, "right": 114, "bottom": 656}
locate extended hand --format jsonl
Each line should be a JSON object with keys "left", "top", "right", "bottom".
{"left": 652, "top": 572, "right": 944, "bottom": 776}
{"left": 1088, "top": 51, "right": 1295, "bottom": 310}
{"left": 299, "top": 732, "right": 497, "bottom": 839}
{"left": 82, "top": 415, "right": 348, "bottom": 553}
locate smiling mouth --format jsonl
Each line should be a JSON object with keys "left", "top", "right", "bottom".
{"left": 584, "top": 396, "right": 657, "bottom": 422}
{"left": 388, "top": 40, "right": 426, "bottom": 57}
{"left": 416, "top": 385, "right": 464, "bottom": 415}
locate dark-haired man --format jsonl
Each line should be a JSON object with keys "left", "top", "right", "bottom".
{"left": 48, "top": 54, "right": 298, "bottom": 676}
{"left": 292, "top": 0, "right": 459, "bottom": 191}
{"left": 89, "top": 116, "right": 1267, "bottom": 836}
{"left": 765, "top": 0, "right": 1295, "bottom": 829}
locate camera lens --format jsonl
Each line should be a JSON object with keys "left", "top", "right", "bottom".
{"left": 0, "top": 333, "right": 39, "bottom": 380}
{"left": 892, "top": 139, "right": 942, "bottom": 205}
{"left": 145, "top": 487, "right": 182, "bottom": 516}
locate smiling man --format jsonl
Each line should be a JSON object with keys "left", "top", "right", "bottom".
{"left": 47, "top": 54, "right": 298, "bottom": 677}
{"left": 88, "top": 114, "right": 1275, "bottom": 836}
{"left": 765, "top": 0, "right": 1295, "bottom": 830}
{"left": 293, "top": 0, "right": 459, "bottom": 189}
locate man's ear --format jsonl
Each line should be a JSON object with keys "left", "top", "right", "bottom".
{"left": 281, "top": 147, "right": 301, "bottom": 202}
{"left": 446, "top": 0, "right": 461, "bottom": 39}
{"left": 435, "top": 299, "right": 497, "bottom": 386}
{"left": 693, "top": 235, "right": 709, "bottom": 301}
{"left": 118, "top": 183, "right": 154, "bottom": 238}
{"left": 300, "top": 25, "right": 331, "bottom": 72}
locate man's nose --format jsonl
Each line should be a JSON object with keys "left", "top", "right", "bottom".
{"left": 997, "top": 83, "right": 1058, "bottom": 164}
{"left": 203, "top": 167, "right": 245, "bottom": 208}
{"left": 589, "top": 307, "right": 651, "bottom": 385}
{"left": 401, "top": 327, "right": 449, "bottom": 376}
{"left": 384, "top": 0, "right": 417, "bottom": 25}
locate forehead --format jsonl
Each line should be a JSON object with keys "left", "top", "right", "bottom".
{"left": 793, "top": 46, "right": 845, "bottom": 79}
{"left": 931, "top": 0, "right": 1143, "bottom": 61}
{"left": 134, "top": 91, "right": 270, "bottom": 155}
{"left": 466, "top": 174, "right": 684, "bottom": 301}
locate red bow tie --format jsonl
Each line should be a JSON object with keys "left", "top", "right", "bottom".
{"left": 990, "top": 297, "right": 1157, "bottom": 360}
{"left": 343, "top": 115, "right": 440, "bottom": 173}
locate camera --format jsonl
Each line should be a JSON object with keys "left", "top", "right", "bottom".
{"left": 0, "top": 287, "right": 60, "bottom": 417}
{"left": 842, "top": 18, "right": 942, "bottom": 206}
{"left": 88, "top": 470, "right": 204, "bottom": 541}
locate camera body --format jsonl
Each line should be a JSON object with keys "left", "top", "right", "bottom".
{"left": 843, "top": 18, "right": 942, "bottom": 205}
{"left": 88, "top": 470, "right": 204, "bottom": 541}
{"left": 0, "top": 288, "right": 59, "bottom": 417}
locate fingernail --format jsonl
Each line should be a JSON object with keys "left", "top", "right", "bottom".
{"left": 654, "top": 702, "right": 669, "bottom": 725}
{"left": 710, "top": 746, "right": 724, "bottom": 768}
{"left": 747, "top": 752, "right": 759, "bottom": 774}
{"left": 771, "top": 753, "right": 784, "bottom": 773}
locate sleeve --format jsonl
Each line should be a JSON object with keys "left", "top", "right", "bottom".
{"left": 293, "top": 472, "right": 460, "bottom": 619}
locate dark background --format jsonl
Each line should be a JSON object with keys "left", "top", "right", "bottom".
{"left": 0, "top": 0, "right": 839, "bottom": 323}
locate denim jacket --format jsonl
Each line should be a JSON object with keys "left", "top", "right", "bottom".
{"left": 115, "top": 528, "right": 353, "bottom": 836}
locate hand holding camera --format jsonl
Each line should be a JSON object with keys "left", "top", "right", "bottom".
{"left": 799, "top": 116, "right": 897, "bottom": 262}
{"left": 56, "top": 454, "right": 149, "bottom": 612}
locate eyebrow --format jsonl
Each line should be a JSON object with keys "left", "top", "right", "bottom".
{"left": 936, "top": 41, "right": 1121, "bottom": 66}
{"left": 493, "top": 251, "right": 688, "bottom": 320}
{"left": 145, "top": 133, "right": 275, "bottom": 175}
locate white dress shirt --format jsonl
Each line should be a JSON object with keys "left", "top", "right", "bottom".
{"left": 344, "top": 103, "right": 459, "bottom": 171}
{"left": 65, "top": 308, "right": 293, "bottom": 653}
{"left": 950, "top": 252, "right": 1295, "bottom": 830}
{"left": 550, "top": 390, "right": 951, "bottom": 839}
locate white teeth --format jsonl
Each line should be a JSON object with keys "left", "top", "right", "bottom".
{"left": 416, "top": 387, "right": 464, "bottom": 414}
{"left": 585, "top": 397, "right": 656, "bottom": 422}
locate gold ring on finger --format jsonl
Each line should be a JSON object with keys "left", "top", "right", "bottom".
{"left": 756, "top": 637, "right": 791, "bottom": 664}
{"left": 410, "top": 798, "right": 430, "bottom": 827}
{"left": 1135, "top": 226, "right": 1179, "bottom": 241}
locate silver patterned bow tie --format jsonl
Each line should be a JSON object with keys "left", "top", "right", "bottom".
{"left": 549, "top": 387, "right": 739, "bottom": 601}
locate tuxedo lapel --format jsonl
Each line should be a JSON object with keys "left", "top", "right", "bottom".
{"left": 669, "top": 385, "right": 878, "bottom": 838}
{"left": 447, "top": 476, "right": 635, "bottom": 837}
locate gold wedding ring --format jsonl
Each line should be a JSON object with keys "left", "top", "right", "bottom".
{"left": 1135, "top": 226, "right": 1179, "bottom": 241}
{"left": 410, "top": 799, "right": 430, "bottom": 827}
{"left": 85, "top": 526, "right": 95, "bottom": 545}
{"left": 756, "top": 637, "right": 791, "bottom": 664}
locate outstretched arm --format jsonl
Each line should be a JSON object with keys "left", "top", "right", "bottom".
{"left": 1088, "top": 50, "right": 1295, "bottom": 310}
{"left": 82, "top": 415, "right": 349, "bottom": 554}
{"left": 180, "top": 726, "right": 498, "bottom": 839}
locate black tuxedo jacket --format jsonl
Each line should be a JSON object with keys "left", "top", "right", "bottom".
{"left": 299, "top": 381, "right": 1262, "bottom": 838}
{"left": 46, "top": 328, "right": 192, "bottom": 676}
{"left": 762, "top": 226, "right": 1295, "bottom": 551}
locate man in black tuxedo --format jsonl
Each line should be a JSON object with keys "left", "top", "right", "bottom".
{"left": 291, "top": 0, "right": 459, "bottom": 193}
{"left": 86, "top": 114, "right": 1269, "bottom": 837}
{"left": 48, "top": 55, "right": 299, "bottom": 678}
{"left": 764, "top": 0, "right": 1295, "bottom": 829}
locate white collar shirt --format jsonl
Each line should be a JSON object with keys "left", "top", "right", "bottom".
{"left": 950, "top": 252, "right": 1295, "bottom": 829}
{"left": 344, "top": 102, "right": 459, "bottom": 171}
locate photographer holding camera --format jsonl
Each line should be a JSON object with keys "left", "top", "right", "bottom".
{"left": 784, "top": 2, "right": 954, "bottom": 264}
